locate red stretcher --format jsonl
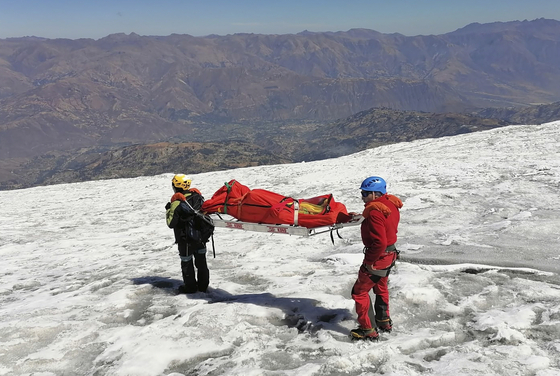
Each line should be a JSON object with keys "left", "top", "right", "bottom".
{"left": 201, "top": 180, "right": 363, "bottom": 240}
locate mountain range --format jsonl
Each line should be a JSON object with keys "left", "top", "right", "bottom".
{"left": 1, "top": 18, "right": 560, "bottom": 189}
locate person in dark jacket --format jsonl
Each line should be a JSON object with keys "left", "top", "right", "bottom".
{"left": 166, "top": 174, "right": 210, "bottom": 294}
{"left": 350, "top": 176, "right": 403, "bottom": 340}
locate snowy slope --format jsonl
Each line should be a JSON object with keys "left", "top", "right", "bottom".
{"left": 1, "top": 121, "right": 559, "bottom": 376}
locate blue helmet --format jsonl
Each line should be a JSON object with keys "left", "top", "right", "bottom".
{"left": 360, "top": 176, "right": 387, "bottom": 194}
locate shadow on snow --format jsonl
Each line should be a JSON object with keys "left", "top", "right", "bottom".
{"left": 132, "top": 276, "right": 353, "bottom": 336}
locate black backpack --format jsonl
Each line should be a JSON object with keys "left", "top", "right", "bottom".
{"left": 183, "top": 191, "right": 216, "bottom": 257}
{"left": 193, "top": 212, "right": 215, "bottom": 243}
{"left": 183, "top": 193, "right": 215, "bottom": 244}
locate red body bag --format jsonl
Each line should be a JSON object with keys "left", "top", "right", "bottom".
{"left": 201, "top": 180, "right": 352, "bottom": 228}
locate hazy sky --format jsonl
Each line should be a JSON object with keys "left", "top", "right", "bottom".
{"left": 1, "top": 0, "right": 559, "bottom": 40}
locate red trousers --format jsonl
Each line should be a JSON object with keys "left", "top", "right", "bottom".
{"left": 351, "top": 268, "right": 390, "bottom": 329}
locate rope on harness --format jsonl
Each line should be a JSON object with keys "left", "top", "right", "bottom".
{"left": 363, "top": 244, "right": 397, "bottom": 254}
{"left": 360, "top": 244, "right": 399, "bottom": 277}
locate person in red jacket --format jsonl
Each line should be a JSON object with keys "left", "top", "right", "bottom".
{"left": 350, "top": 176, "right": 403, "bottom": 340}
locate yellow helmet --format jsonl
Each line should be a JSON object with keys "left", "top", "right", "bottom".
{"left": 172, "top": 174, "right": 191, "bottom": 190}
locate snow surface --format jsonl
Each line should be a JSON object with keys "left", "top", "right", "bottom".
{"left": 1, "top": 121, "right": 560, "bottom": 376}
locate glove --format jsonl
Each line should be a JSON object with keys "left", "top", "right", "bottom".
{"left": 165, "top": 202, "right": 171, "bottom": 210}
{"left": 360, "top": 264, "right": 376, "bottom": 274}
{"left": 365, "top": 264, "right": 376, "bottom": 274}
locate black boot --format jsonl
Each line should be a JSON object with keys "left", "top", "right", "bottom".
{"left": 374, "top": 294, "right": 392, "bottom": 332}
{"left": 376, "top": 318, "right": 393, "bottom": 333}
{"left": 179, "top": 260, "right": 198, "bottom": 293}
{"left": 194, "top": 252, "right": 209, "bottom": 292}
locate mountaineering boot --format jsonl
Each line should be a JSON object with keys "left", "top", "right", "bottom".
{"left": 180, "top": 260, "right": 198, "bottom": 293}
{"left": 376, "top": 318, "right": 392, "bottom": 333}
{"left": 350, "top": 327, "right": 379, "bottom": 341}
{"left": 194, "top": 248, "right": 209, "bottom": 293}
{"left": 177, "top": 284, "right": 198, "bottom": 294}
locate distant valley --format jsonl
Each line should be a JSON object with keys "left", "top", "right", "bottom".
{"left": 3, "top": 101, "right": 559, "bottom": 190}
{"left": 1, "top": 19, "right": 560, "bottom": 189}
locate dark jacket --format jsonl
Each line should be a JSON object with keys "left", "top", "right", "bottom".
{"left": 166, "top": 190, "right": 205, "bottom": 244}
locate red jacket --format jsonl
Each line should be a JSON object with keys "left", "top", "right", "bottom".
{"left": 361, "top": 194, "right": 403, "bottom": 268}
